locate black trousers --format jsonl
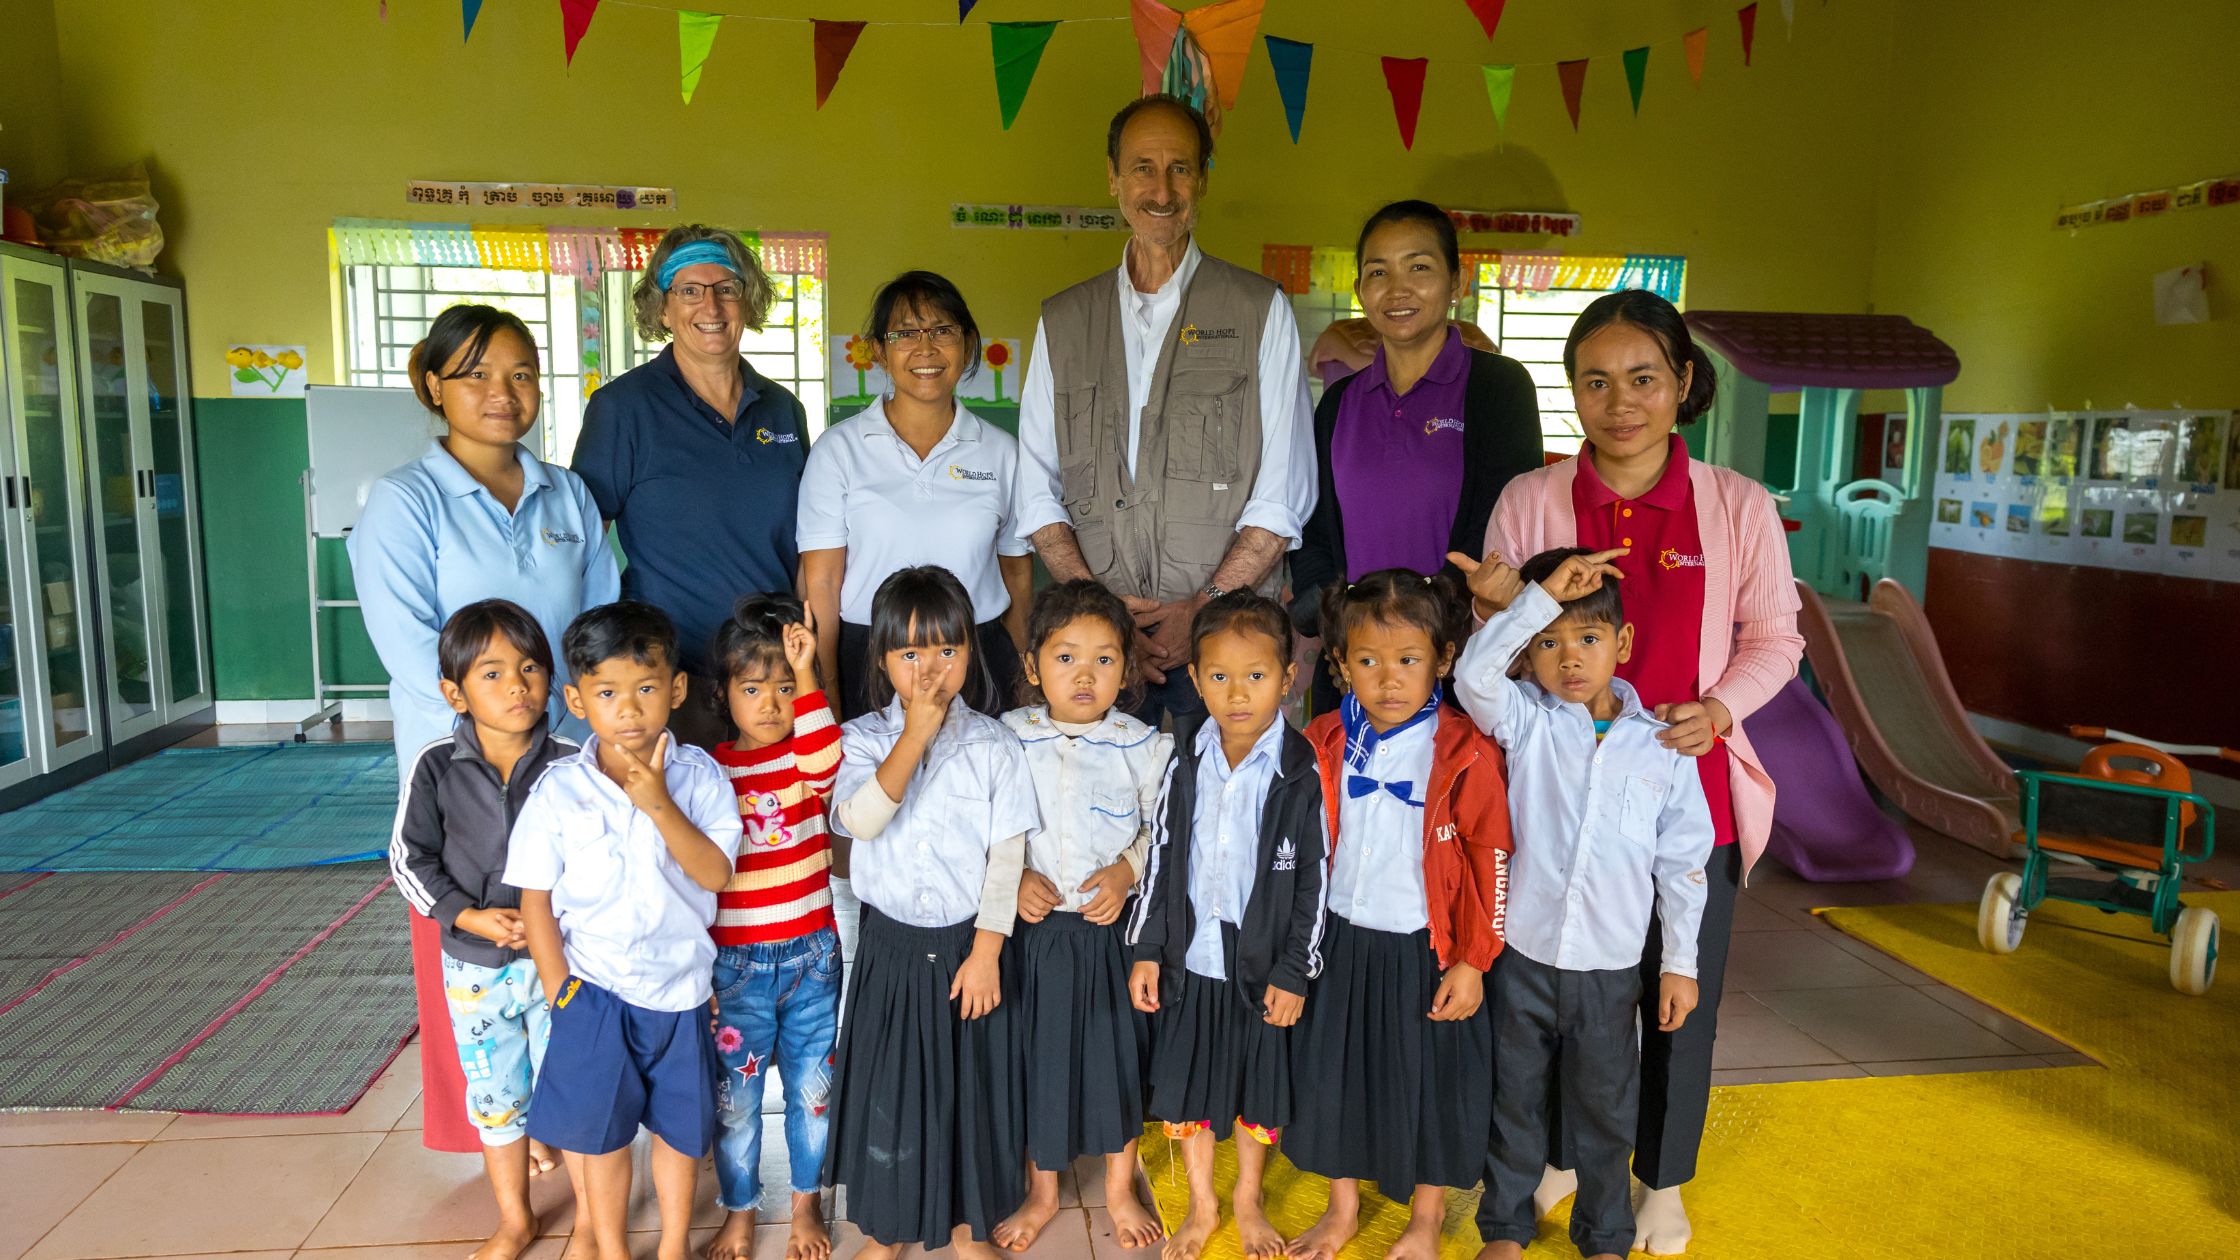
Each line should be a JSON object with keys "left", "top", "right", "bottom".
{"left": 1547, "top": 840, "right": 1742, "bottom": 1188}
{"left": 1126, "top": 664, "right": 1206, "bottom": 729}
{"left": 1479, "top": 951, "right": 1641, "bottom": 1260}
{"left": 836, "top": 618, "right": 1023, "bottom": 721}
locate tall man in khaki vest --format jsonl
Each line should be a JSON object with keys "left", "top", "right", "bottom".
{"left": 1015, "top": 94, "right": 1316, "bottom": 723}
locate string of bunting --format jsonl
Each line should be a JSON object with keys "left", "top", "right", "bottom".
{"left": 445, "top": 0, "right": 1817, "bottom": 146}
{"left": 332, "top": 218, "right": 827, "bottom": 282}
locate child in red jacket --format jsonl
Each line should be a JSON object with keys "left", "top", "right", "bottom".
{"left": 1289, "top": 568, "right": 1514, "bottom": 1260}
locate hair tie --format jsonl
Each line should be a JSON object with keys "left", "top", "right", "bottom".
{"left": 655, "top": 239, "right": 742, "bottom": 292}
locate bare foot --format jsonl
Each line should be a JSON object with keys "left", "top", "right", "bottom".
{"left": 786, "top": 1192, "right": 833, "bottom": 1260}
{"left": 855, "top": 1243, "right": 904, "bottom": 1260}
{"left": 1471, "top": 1245, "right": 1523, "bottom": 1260}
{"left": 955, "top": 1232, "right": 1008, "bottom": 1260}
{"left": 1233, "top": 1196, "right": 1286, "bottom": 1260}
{"left": 705, "top": 1208, "right": 757, "bottom": 1260}
{"left": 1105, "top": 1182, "right": 1167, "bottom": 1250}
{"left": 994, "top": 1178, "right": 1062, "bottom": 1251}
{"left": 1631, "top": 1182, "right": 1692, "bottom": 1256}
{"left": 1162, "top": 1202, "right": 1220, "bottom": 1260}
{"left": 1532, "top": 1165, "right": 1578, "bottom": 1221}
{"left": 659, "top": 1231, "right": 696, "bottom": 1260}
{"left": 528, "top": 1140, "right": 561, "bottom": 1178}
{"left": 468, "top": 1217, "right": 539, "bottom": 1260}
{"left": 1284, "top": 1200, "right": 1356, "bottom": 1260}
{"left": 1382, "top": 1196, "right": 1443, "bottom": 1260}
{"left": 560, "top": 1228, "right": 597, "bottom": 1260}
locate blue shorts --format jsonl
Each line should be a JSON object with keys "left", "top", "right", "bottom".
{"left": 526, "top": 976, "right": 719, "bottom": 1157}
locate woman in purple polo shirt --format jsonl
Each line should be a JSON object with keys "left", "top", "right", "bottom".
{"left": 1291, "top": 199, "right": 1545, "bottom": 714}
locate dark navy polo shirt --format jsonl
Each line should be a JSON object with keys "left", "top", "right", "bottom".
{"left": 572, "top": 346, "right": 807, "bottom": 675}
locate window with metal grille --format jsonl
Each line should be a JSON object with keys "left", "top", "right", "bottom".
{"left": 342, "top": 254, "right": 827, "bottom": 464}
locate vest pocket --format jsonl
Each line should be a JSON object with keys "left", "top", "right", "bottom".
{"left": 1163, "top": 370, "right": 1246, "bottom": 483}
{"left": 1058, "top": 385, "right": 1101, "bottom": 505}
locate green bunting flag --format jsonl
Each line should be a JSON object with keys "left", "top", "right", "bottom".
{"left": 1622, "top": 45, "right": 1649, "bottom": 114}
{"left": 1264, "top": 35, "right": 1313, "bottom": 144}
{"left": 1482, "top": 63, "right": 1515, "bottom": 137}
{"left": 678, "top": 11, "right": 720, "bottom": 104}
{"left": 990, "top": 21, "right": 1058, "bottom": 130}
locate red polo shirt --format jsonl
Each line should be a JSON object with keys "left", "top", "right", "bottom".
{"left": 1572, "top": 435, "right": 1736, "bottom": 847}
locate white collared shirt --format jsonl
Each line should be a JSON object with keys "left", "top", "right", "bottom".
{"left": 1003, "top": 706, "right": 1174, "bottom": 914}
{"left": 834, "top": 697, "right": 1040, "bottom": 930}
{"left": 1326, "top": 716, "right": 1434, "bottom": 935}
{"left": 1015, "top": 239, "right": 1318, "bottom": 546}
{"left": 796, "top": 401, "right": 1031, "bottom": 624}
{"left": 502, "top": 735, "right": 747, "bottom": 1011}
{"left": 1453, "top": 584, "right": 1715, "bottom": 976}
{"left": 1183, "top": 716, "right": 1288, "bottom": 979}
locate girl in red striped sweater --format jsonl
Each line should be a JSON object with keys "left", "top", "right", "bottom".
{"left": 704, "top": 593, "right": 843, "bottom": 1260}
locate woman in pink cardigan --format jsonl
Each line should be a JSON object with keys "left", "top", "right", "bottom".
{"left": 1473, "top": 290, "right": 1802, "bottom": 1257}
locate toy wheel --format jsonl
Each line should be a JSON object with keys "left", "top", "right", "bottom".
{"left": 1978, "top": 873, "right": 2026, "bottom": 954}
{"left": 2170, "top": 906, "right": 2219, "bottom": 996}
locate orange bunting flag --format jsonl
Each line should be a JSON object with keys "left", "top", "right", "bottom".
{"left": 1683, "top": 27, "right": 1708, "bottom": 84}
{"left": 1555, "top": 58, "right": 1589, "bottom": 130}
{"left": 1381, "top": 56, "right": 1428, "bottom": 149}
{"left": 559, "top": 0, "right": 601, "bottom": 65}
{"left": 1129, "top": 0, "right": 1183, "bottom": 96}
{"left": 1179, "top": 0, "right": 1264, "bottom": 112}
{"left": 813, "top": 20, "right": 865, "bottom": 109}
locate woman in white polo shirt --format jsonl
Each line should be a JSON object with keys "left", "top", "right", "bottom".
{"left": 798, "top": 272, "right": 1033, "bottom": 719}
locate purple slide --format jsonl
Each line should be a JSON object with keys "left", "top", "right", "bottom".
{"left": 1756, "top": 676, "right": 1916, "bottom": 881}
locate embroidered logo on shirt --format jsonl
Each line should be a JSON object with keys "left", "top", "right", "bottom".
{"left": 755, "top": 427, "right": 799, "bottom": 445}
{"left": 1433, "top": 822, "right": 1458, "bottom": 845}
{"left": 1178, "top": 323, "right": 1240, "bottom": 346}
{"left": 1272, "top": 837, "right": 1297, "bottom": 871}
{"left": 947, "top": 464, "right": 998, "bottom": 482}
{"left": 1659, "top": 548, "right": 1707, "bottom": 570}
{"left": 540, "top": 527, "right": 584, "bottom": 545}
{"left": 1423, "top": 416, "right": 1465, "bottom": 436}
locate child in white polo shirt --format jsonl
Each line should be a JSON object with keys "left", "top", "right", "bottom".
{"left": 506, "top": 601, "right": 745, "bottom": 1260}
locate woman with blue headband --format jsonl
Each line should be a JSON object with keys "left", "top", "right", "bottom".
{"left": 572, "top": 225, "right": 809, "bottom": 749}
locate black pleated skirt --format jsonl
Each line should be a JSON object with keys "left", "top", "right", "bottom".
{"left": 1144, "top": 933, "right": 1294, "bottom": 1133}
{"left": 823, "top": 909, "right": 1025, "bottom": 1246}
{"left": 1014, "top": 910, "right": 1147, "bottom": 1167}
{"left": 1287, "top": 915, "right": 1494, "bottom": 1192}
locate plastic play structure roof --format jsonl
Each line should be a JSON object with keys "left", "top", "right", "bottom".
{"left": 1685, "top": 311, "right": 1961, "bottom": 389}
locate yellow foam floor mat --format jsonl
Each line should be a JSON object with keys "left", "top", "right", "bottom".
{"left": 1140, "top": 892, "right": 2240, "bottom": 1257}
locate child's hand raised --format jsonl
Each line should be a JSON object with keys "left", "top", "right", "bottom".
{"left": 1129, "top": 961, "right": 1161, "bottom": 1013}
{"left": 782, "top": 613, "right": 819, "bottom": 689}
{"left": 1076, "top": 859, "right": 1136, "bottom": 926}
{"left": 900, "top": 656, "right": 952, "bottom": 741}
{"left": 1262, "top": 984, "right": 1305, "bottom": 1027}
{"left": 1658, "top": 972, "right": 1699, "bottom": 1032}
{"left": 1447, "top": 549, "right": 1525, "bottom": 620}
{"left": 456, "top": 907, "right": 527, "bottom": 950}
{"left": 1428, "top": 961, "right": 1483, "bottom": 1021}
{"left": 613, "top": 734, "right": 678, "bottom": 820}
{"left": 1017, "top": 869, "right": 1063, "bottom": 924}
{"left": 1538, "top": 548, "right": 1629, "bottom": 603}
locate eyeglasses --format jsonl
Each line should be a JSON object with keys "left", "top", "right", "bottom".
{"left": 671, "top": 280, "right": 745, "bottom": 303}
{"left": 883, "top": 325, "right": 962, "bottom": 347}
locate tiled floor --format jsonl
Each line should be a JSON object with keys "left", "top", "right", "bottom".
{"left": 9, "top": 728, "right": 2234, "bottom": 1259}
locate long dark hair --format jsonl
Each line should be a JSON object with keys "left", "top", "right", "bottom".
{"left": 408, "top": 304, "right": 539, "bottom": 414}
{"left": 1562, "top": 290, "right": 1718, "bottom": 425}
{"left": 864, "top": 566, "right": 995, "bottom": 713}
{"left": 1354, "top": 198, "right": 1460, "bottom": 273}
{"left": 865, "top": 270, "right": 984, "bottom": 377}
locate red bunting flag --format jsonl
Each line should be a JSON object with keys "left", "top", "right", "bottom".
{"left": 1381, "top": 56, "right": 1429, "bottom": 149}
{"left": 813, "top": 20, "right": 865, "bottom": 109}
{"left": 1129, "top": 0, "right": 1183, "bottom": 96}
{"left": 1738, "top": 4, "right": 1758, "bottom": 67}
{"left": 1462, "top": 0, "right": 1507, "bottom": 41}
{"left": 559, "top": 0, "right": 600, "bottom": 66}
{"left": 1683, "top": 27, "right": 1708, "bottom": 83}
{"left": 1555, "top": 58, "right": 1588, "bottom": 130}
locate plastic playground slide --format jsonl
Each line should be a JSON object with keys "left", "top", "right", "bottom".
{"left": 1793, "top": 578, "right": 2023, "bottom": 858}
{"left": 1758, "top": 675, "right": 1915, "bottom": 881}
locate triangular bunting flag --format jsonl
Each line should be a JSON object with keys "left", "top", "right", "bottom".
{"left": 1462, "top": 0, "right": 1507, "bottom": 41}
{"left": 1622, "top": 46, "right": 1649, "bottom": 115}
{"left": 559, "top": 0, "right": 600, "bottom": 66}
{"left": 678, "top": 11, "right": 720, "bottom": 105}
{"left": 1130, "top": 0, "right": 1184, "bottom": 96}
{"left": 991, "top": 21, "right": 1058, "bottom": 130}
{"left": 812, "top": 20, "right": 865, "bottom": 109}
{"left": 959, "top": 1, "right": 978, "bottom": 19}
{"left": 1739, "top": 4, "right": 1758, "bottom": 67}
{"left": 1683, "top": 27, "right": 1708, "bottom": 84}
{"left": 462, "top": 0, "right": 482, "bottom": 40}
{"left": 1179, "top": 0, "right": 1264, "bottom": 112}
{"left": 1263, "top": 35, "right": 1313, "bottom": 144}
{"left": 1780, "top": 0, "right": 1795, "bottom": 35}
{"left": 1482, "top": 63, "right": 1515, "bottom": 135}
{"left": 1380, "top": 56, "right": 1428, "bottom": 150}
{"left": 1555, "top": 58, "right": 1589, "bottom": 130}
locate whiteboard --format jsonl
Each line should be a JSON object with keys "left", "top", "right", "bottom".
{"left": 304, "top": 385, "right": 548, "bottom": 536}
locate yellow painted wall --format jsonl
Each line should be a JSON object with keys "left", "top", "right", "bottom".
{"left": 1870, "top": 0, "right": 2240, "bottom": 409}
{"left": 46, "top": 0, "right": 1900, "bottom": 388}
{"left": 0, "top": 0, "right": 71, "bottom": 189}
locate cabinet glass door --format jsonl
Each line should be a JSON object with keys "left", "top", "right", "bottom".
{"left": 7, "top": 263, "right": 100, "bottom": 770}
{"left": 0, "top": 322, "right": 28, "bottom": 788}
{"left": 141, "top": 297, "right": 208, "bottom": 713}
{"left": 76, "top": 286, "right": 160, "bottom": 740}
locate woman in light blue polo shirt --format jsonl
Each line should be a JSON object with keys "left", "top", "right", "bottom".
{"left": 352, "top": 304, "right": 620, "bottom": 766}
{"left": 348, "top": 304, "right": 619, "bottom": 1159}
{"left": 798, "top": 271, "right": 1032, "bottom": 718}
